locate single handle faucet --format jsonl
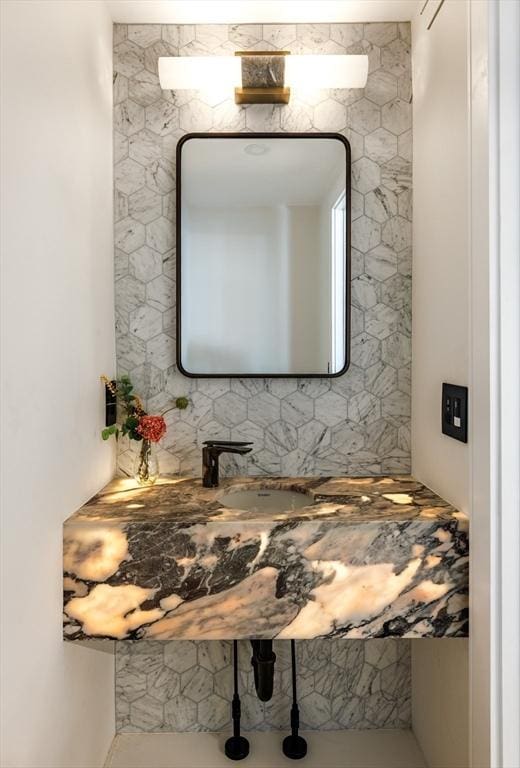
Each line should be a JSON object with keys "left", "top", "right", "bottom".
{"left": 202, "top": 440, "right": 253, "bottom": 487}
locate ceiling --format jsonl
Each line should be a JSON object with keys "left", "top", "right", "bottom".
{"left": 182, "top": 137, "right": 344, "bottom": 207}
{"left": 106, "top": 0, "right": 421, "bottom": 24}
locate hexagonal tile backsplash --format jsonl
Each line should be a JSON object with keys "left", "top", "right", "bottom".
{"left": 117, "top": 639, "right": 411, "bottom": 733}
{"left": 114, "top": 22, "right": 412, "bottom": 733}
{"left": 114, "top": 21, "right": 412, "bottom": 479}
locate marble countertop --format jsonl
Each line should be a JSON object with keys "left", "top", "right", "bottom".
{"left": 63, "top": 476, "right": 469, "bottom": 642}
{"left": 65, "top": 475, "right": 462, "bottom": 525}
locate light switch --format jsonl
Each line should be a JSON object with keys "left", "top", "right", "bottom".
{"left": 442, "top": 383, "right": 468, "bottom": 443}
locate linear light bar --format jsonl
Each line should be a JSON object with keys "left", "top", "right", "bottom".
{"left": 158, "top": 54, "right": 368, "bottom": 99}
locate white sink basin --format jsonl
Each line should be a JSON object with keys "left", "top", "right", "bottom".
{"left": 219, "top": 488, "right": 313, "bottom": 513}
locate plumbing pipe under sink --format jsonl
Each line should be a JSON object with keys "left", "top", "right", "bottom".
{"left": 250, "top": 640, "right": 276, "bottom": 702}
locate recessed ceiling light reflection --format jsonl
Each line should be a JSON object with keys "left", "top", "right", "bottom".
{"left": 244, "top": 143, "right": 270, "bottom": 156}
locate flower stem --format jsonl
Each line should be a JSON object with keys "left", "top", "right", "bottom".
{"left": 137, "top": 439, "right": 151, "bottom": 483}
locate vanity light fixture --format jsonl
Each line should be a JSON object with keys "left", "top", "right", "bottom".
{"left": 158, "top": 52, "right": 368, "bottom": 104}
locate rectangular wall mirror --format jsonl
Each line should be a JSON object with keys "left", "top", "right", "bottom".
{"left": 177, "top": 133, "right": 351, "bottom": 377}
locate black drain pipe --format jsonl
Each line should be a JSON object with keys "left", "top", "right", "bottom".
{"left": 250, "top": 640, "right": 276, "bottom": 702}
{"left": 224, "top": 640, "right": 307, "bottom": 763}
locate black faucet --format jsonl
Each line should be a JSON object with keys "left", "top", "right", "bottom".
{"left": 202, "top": 440, "right": 253, "bottom": 487}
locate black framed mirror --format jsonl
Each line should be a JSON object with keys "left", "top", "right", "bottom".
{"left": 176, "top": 132, "right": 351, "bottom": 378}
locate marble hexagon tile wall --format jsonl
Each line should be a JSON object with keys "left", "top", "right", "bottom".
{"left": 116, "top": 639, "right": 411, "bottom": 733}
{"left": 113, "top": 22, "right": 413, "bottom": 734}
{"left": 113, "top": 21, "right": 412, "bottom": 478}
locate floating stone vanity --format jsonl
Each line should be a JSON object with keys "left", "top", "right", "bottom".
{"left": 63, "top": 476, "right": 468, "bottom": 642}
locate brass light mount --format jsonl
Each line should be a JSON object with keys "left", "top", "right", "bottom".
{"left": 234, "top": 51, "right": 290, "bottom": 105}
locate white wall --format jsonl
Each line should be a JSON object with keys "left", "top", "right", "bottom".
{"left": 287, "top": 206, "right": 326, "bottom": 371}
{"left": 412, "top": 640, "right": 469, "bottom": 768}
{"left": 183, "top": 205, "right": 287, "bottom": 373}
{"left": 182, "top": 204, "right": 329, "bottom": 375}
{"left": 0, "top": 2, "right": 116, "bottom": 767}
{"left": 411, "top": 2, "right": 470, "bottom": 766}
{"left": 411, "top": 0, "right": 470, "bottom": 513}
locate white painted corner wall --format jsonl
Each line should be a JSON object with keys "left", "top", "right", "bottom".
{"left": 411, "top": 1, "right": 470, "bottom": 767}
{"left": 411, "top": 0, "right": 470, "bottom": 515}
{"left": 412, "top": 639, "right": 470, "bottom": 768}
{"left": 0, "top": 2, "right": 116, "bottom": 767}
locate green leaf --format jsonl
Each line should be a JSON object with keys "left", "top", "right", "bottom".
{"left": 125, "top": 415, "right": 139, "bottom": 431}
{"left": 101, "top": 424, "right": 117, "bottom": 440}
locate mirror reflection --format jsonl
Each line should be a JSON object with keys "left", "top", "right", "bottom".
{"left": 178, "top": 134, "right": 350, "bottom": 377}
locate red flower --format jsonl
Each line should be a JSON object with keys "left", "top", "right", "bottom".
{"left": 137, "top": 415, "right": 167, "bottom": 443}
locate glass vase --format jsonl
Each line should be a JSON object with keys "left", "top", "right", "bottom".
{"left": 133, "top": 439, "right": 159, "bottom": 486}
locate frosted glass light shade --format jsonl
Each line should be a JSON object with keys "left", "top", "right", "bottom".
{"left": 158, "top": 54, "right": 369, "bottom": 92}
{"left": 285, "top": 55, "right": 368, "bottom": 89}
{"left": 159, "top": 56, "right": 240, "bottom": 90}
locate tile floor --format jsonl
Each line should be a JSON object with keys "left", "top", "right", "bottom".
{"left": 105, "top": 730, "right": 427, "bottom": 768}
